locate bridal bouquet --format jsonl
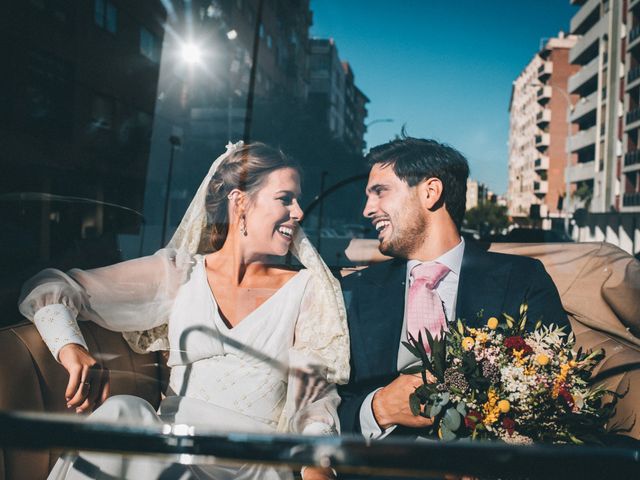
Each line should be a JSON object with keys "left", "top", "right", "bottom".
{"left": 403, "top": 304, "right": 626, "bottom": 445}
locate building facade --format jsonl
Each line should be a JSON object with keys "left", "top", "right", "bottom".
{"left": 342, "top": 62, "right": 370, "bottom": 154}
{"left": 508, "top": 34, "right": 578, "bottom": 228}
{"left": 509, "top": 55, "right": 545, "bottom": 220}
{"left": 623, "top": 0, "right": 640, "bottom": 211}
{"left": 309, "top": 38, "right": 346, "bottom": 140}
{"left": 567, "top": 0, "right": 624, "bottom": 213}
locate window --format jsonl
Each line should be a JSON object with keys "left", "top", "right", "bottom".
{"left": 140, "top": 27, "right": 160, "bottom": 63}
{"left": 94, "top": 0, "right": 117, "bottom": 34}
{"left": 90, "top": 94, "right": 114, "bottom": 131}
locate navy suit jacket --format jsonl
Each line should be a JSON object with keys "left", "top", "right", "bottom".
{"left": 337, "top": 241, "right": 568, "bottom": 435}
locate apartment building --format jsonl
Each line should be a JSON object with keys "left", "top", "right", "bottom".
{"left": 309, "top": 38, "right": 347, "bottom": 139}
{"left": 308, "top": 39, "right": 370, "bottom": 154}
{"left": 624, "top": 0, "right": 640, "bottom": 211}
{"left": 509, "top": 55, "right": 541, "bottom": 220}
{"left": 567, "top": 0, "right": 625, "bottom": 214}
{"left": 343, "top": 62, "right": 370, "bottom": 154}
{"left": 508, "top": 34, "right": 577, "bottom": 227}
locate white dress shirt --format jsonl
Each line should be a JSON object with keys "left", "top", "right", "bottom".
{"left": 359, "top": 238, "right": 465, "bottom": 439}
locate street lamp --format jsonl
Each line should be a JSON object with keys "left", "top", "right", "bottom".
{"left": 366, "top": 118, "right": 394, "bottom": 128}
{"left": 161, "top": 134, "right": 182, "bottom": 247}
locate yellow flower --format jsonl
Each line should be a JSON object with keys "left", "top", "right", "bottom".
{"left": 512, "top": 349, "right": 526, "bottom": 366}
{"left": 487, "top": 317, "right": 499, "bottom": 330}
{"left": 475, "top": 332, "right": 489, "bottom": 344}
{"left": 498, "top": 400, "right": 510, "bottom": 413}
{"left": 536, "top": 354, "right": 550, "bottom": 366}
{"left": 482, "top": 388, "right": 501, "bottom": 426}
{"left": 552, "top": 362, "right": 573, "bottom": 398}
{"left": 462, "top": 337, "right": 475, "bottom": 351}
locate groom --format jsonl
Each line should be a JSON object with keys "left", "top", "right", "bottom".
{"left": 338, "top": 136, "right": 568, "bottom": 439}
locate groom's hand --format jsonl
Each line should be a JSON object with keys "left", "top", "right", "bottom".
{"left": 372, "top": 374, "right": 435, "bottom": 430}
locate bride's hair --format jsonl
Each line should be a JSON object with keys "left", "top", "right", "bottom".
{"left": 203, "top": 142, "right": 300, "bottom": 252}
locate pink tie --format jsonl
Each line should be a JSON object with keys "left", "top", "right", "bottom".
{"left": 407, "top": 262, "right": 450, "bottom": 353}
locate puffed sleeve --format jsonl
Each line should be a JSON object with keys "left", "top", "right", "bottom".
{"left": 18, "top": 248, "right": 189, "bottom": 359}
{"left": 277, "top": 272, "right": 350, "bottom": 435}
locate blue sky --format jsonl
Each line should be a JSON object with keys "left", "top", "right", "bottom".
{"left": 310, "top": 0, "right": 577, "bottom": 194}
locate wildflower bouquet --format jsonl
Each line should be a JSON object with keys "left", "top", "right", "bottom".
{"left": 403, "top": 304, "right": 626, "bottom": 445}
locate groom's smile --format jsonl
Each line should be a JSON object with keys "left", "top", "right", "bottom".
{"left": 364, "top": 164, "right": 426, "bottom": 258}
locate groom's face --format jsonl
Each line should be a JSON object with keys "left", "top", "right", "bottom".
{"left": 364, "top": 163, "right": 426, "bottom": 258}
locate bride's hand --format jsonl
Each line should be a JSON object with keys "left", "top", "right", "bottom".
{"left": 58, "top": 344, "right": 110, "bottom": 413}
{"left": 301, "top": 466, "right": 336, "bottom": 480}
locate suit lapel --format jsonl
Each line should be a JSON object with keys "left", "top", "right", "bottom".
{"left": 356, "top": 259, "right": 406, "bottom": 376}
{"left": 456, "top": 243, "right": 511, "bottom": 327}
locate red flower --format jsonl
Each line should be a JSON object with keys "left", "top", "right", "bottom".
{"left": 504, "top": 336, "right": 533, "bottom": 356}
{"left": 502, "top": 417, "right": 516, "bottom": 436}
{"left": 557, "top": 387, "right": 575, "bottom": 410}
{"left": 464, "top": 410, "right": 482, "bottom": 429}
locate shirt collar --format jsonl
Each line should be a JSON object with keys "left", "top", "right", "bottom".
{"left": 407, "top": 237, "right": 465, "bottom": 277}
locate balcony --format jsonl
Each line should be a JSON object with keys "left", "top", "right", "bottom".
{"left": 623, "top": 192, "right": 640, "bottom": 207}
{"left": 537, "top": 62, "right": 553, "bottom": 81}
{"left": 624, "top": 149, "right": 640, "bottom": 167}
{"left": 627, "top": 65, "right": 640, "bottom": 88}
{"left": 570, "top": 0, "right": 600, "bottom": 34}
{"left": 568, "top": 56, "right": 598, "bottom": 94}
{"left": 565, "top": 161, "right": 596, "bottom": 183}
{"left": 625, "top": 108, "right": 640, "bottom": 129}
{"left": 570, "top": 13, "right": 608, "bottom": 65}
{"left": 535, "top": 133, "right": 550, "bottom": 150}
{"left": 534, "top": 155, "right": 550, "bottom": 172}
{"left": 629, "top": 25, "right": 640, "bottom": 50}
{"left": 569, "top": 125, "right": 597, "bottom": 152}
{"left": 569, "top": 91, "right": 597, "bottom": 123}
{"left": 536, "top": 86, "right": 552, "bottom": 105}
{"left": 533, "top": 180, "right": 548, "bottom": 195}
{"left": 536, "top": 108, "right": 551, "bottom": 127}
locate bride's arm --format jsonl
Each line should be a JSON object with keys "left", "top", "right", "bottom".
{"left": 18, "top": 249, "right": 182, "bottom": 357}
{"left": 18, "top": 249, "right": 185, "bottom": 412}
{"left": 281, "top": 273, "right": 350, "bottom": 436}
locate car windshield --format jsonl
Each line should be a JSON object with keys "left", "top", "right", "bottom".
{"left": 1, "top": 1, "right": 639, "bottom": 478}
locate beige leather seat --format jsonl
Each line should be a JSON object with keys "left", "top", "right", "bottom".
{"left": 491, "top": 243, "right": 640, "bottom": 441}
{"left": 1, "top": 242, "right": 638, "bottom": 479}
{"left": 0, "top": 321, "right": 167, "bottom": 480}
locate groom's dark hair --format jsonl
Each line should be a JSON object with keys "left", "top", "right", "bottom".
{"left": 366, "top": 134, "right": 469, "bottom": 230}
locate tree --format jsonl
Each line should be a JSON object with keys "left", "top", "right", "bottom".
{"left": 464, "top": 203, "right": 509, "bottom": 237}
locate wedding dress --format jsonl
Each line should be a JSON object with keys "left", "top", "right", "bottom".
{"left": 19, "top": 250, "right": 343, "bottom": 479}
{"left": 18, "top": 142, "right": 350, "bottom": 479}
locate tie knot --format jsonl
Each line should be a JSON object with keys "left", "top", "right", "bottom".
{"left": 411, "top": 262, "right": 450, "bottom": 289}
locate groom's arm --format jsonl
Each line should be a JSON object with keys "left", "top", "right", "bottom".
{"left": 337, "top": 274, "right": 432, "bottom": 436}
{"left": 337, "top": 274, "right": 368, "bottom": 434}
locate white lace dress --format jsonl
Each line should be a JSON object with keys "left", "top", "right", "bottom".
{"left": 19, "top": 250, "right": 347, "bottom": 479}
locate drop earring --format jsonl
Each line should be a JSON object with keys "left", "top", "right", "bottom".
{"left": 240, "top": 214, "right": 248, "bottom": 236}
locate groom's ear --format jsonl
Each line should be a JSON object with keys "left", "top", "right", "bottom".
{"left": 418, "top": 177, "right": 444, "bottom": 210}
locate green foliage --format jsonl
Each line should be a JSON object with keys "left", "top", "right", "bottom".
{"left": 399, "top": 302, "right": 626, "bottom": 444}
{"left": 464, "top": 202, "right": 509, "bottom": 235}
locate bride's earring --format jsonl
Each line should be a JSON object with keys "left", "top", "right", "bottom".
{"left": 240, "top": 215, "right": 248, "bottom": 236}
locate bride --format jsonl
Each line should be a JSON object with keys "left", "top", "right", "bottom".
{"left": 18, "top": 142, "right": 349, "bottom": 480}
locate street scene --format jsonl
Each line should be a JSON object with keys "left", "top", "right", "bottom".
{"left": 1, "top": 1, "right": 639, "bottom": 479}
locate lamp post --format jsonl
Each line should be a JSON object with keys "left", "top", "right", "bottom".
{"left": 365, "top": 118, "right": 394, "bottom": 128}
{"left": 316, "top": 171, "right": 328, "bottom": 254}
{"left": 161, "top": 135, "right": 182, "bottom": 247}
